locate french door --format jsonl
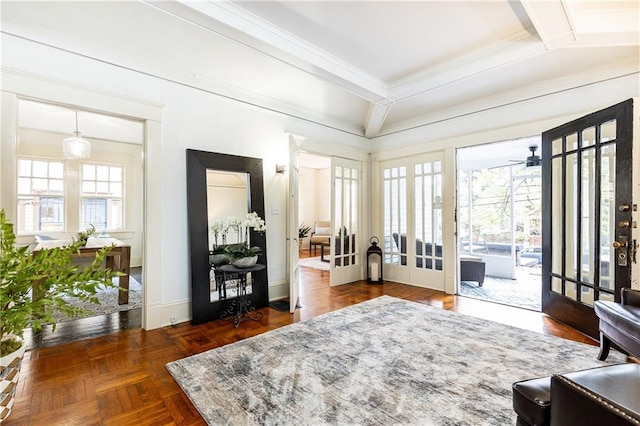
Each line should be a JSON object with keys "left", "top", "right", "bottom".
{"left": 330, "top": 157, "right": 361, "bottom": 286}
{"left": 542, "top": 99, "right": 635, "bottom": 339}
{"left": 380, "top": 153, "right": 445, "bottom": 291}
{"left": 288, "top": 136, "right": 301, "bottom": 313}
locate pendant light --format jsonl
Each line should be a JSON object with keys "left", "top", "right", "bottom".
{"left": 62, "top": 110, "right": 90, "bottom": 159}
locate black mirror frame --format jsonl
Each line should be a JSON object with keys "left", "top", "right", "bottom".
{"left": 186, "top": 149, "right": 269, "bottom": 325}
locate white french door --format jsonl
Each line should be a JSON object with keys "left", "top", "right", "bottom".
{"left": 288, "top": 136, "right": 301, "bottom": 313}
{"left": 330, "top": 157, "right": 362, "bottom": 286}
{"left": 381, "top": 153, "right": 445, "bottom": 291}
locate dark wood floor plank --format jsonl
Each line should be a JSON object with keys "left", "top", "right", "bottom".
{"left": 3, "top": 253, "right": 600, "bottom": 425}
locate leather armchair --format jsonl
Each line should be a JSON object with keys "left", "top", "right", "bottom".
{"left": 513, "top": 363, "right": 640, "bottom": 426}
{"left": 593, "top": 287, "right": 640, "bottom": 361}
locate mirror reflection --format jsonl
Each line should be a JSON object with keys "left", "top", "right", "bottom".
{"left": 206, "top": 170, "right": 253, "bottom": 302}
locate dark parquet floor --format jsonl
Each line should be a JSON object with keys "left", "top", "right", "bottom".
{"left": 6, "top": 255, "right": 597, "bottom": 425}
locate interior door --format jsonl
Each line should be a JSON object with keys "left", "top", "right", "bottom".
{"left": 288, "top": 136, "right": 301, "bottom": 313}
{"left": 330, "top": 157, "right": 361, "bottom": 286}
{"left": 542, "top": 99, "right": 635, "bottom": 339}
{"left": 379, "top": 154, "right": 445, "bottom": 291}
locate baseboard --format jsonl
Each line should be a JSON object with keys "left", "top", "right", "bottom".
{"left": 145, "top": 299, "right": 190, "bottom": 330}
{"left": 269, "top": 279, "right": 289, "bottom": 301}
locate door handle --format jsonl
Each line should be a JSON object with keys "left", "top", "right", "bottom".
{"left": 612, "top": 240, "right": 627, "bottom": 249}
{"left": 613, "top": 236, "right": 629, "bottom": 266}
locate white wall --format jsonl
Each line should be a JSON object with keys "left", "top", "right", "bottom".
{"left": 298, "top": 166, "right": 331, "bottom": 249}
{"left": 0, "top": 34, "right": 368, "bottom": 329}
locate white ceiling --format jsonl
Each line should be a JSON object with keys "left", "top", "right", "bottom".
{"left": 2, "top": 0, "right": 639, "bottom": 141}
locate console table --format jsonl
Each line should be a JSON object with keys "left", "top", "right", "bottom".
{"left": 218, "top": 264, "right": 265, "bottom": 327}
{"left": 33, "top": 244, "right": 131, "bottom": 305}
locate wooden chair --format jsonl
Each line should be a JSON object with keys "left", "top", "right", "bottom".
{"left": 309, "top": 221, "right": 331, "bottom": 254}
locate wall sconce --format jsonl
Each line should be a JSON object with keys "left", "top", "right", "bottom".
{"left": 276, "top": 164, "right": 286, "bottom": 174}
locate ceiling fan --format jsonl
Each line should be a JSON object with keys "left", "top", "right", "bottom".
{"left": 509, "top": 145, "right": 541, "bottom": 167}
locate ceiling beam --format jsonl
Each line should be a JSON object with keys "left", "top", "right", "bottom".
{"left": 518, "top": 0, "right": 575, "bottom": 50}
{"left": 364, "top": 100, "right": 394, "bottom": 138}
{"left": 171, "top": 0, "right": 388, "bottom": 102}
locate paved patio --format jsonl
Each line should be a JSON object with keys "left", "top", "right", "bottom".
{"left": 459, "top": 266, "right": 542, "bottom": 311}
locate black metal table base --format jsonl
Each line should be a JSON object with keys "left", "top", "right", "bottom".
{"left": 219, "top": 264, "right": 265, "bottom": 328}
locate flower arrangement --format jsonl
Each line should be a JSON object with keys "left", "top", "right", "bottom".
{"left": 210, "top": 212, "right": 266, "bottom": 263}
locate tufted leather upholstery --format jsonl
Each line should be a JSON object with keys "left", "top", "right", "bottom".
{"left": 513, "top": 363, "right": 640, "bottom": 426}
{"left": 594, "top": 288, "right": 640, "bottom": 361}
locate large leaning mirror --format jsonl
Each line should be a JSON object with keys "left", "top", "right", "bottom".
{"left": 186, "top": 149, "right": 269, "bottom": 325}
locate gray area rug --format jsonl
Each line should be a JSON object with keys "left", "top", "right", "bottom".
{"left": 54, "top": 275, "right": 142, "bottom": 322}
{"left": 298, "top": 256, "right": 329, "bottom": 271}
{"left": 166, "top": 296, "right": 623, "bottom": 425}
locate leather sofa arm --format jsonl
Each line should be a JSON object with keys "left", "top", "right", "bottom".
{"left": 621, "top": 288, "right": 640, "bottom": 307}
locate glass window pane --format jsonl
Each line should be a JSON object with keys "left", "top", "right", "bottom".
{"left": 551, "top": 277, "right": 563, "bottom": 294}
{"left": 49, "top": 179, "right": 64, "bottom": 193}
{"left": 49, "top": 162, "right": 64, "bottom": 178}
{"left": 600, "top": 120, "right": 616, "bottom": 142}
{"left": 17, "top": 178, "right": 31, "bottom": 194}
{"left": 552, "top": 138, "right": 563, "bottom": 155}
{"left": 599, "top": 292, "right": 615, "bottom": 302}
{"left": 32, "top": 178, "right": 48, "bottom": 193}
{"left": 600, "top": 144, "right": 615, "bottom": 292}
{"left": 551, "top": 157, "right": 563, "bottom": 275}
{"left": 110, "top": 167, "right": 122, "bottom": 182}
{"left": 582, "top": 127, "right": 595, "bottom": 148}
{"left": 581, "top": 148, "right": 596, "bottom": 284}
{"left": 96, "top": 182, "right": 109, "bottom": 194}
{"left": 567, "top": 133, "right": 578, "bottom": 151}
{"left": 433, "top": 161, "right": 441, "bottom": 173}
{"left": 32, "top": 161, "right": 48, "bottom": 178}
{"left": 565, "top": 282, "right": 577, "bottom": 301}
{"left": 581, "top": 286, "right": 594, "bottom": 307}
{"left": 96, "top": 166, "right": 109, "bottom": 181}
{"left": 18, "top": 159, "right": 31, "bottom": 176}
{"left": 83, "top": 181, "right": 95, "bottom": 194}
{"left": 565, "top": 153, "right": 578, "bottom": 280}
{"left": 110, "top": 182, "right": 122, "bottom": 197}
{"left": 83, "top": 164, "right": 95, "bottom": 180}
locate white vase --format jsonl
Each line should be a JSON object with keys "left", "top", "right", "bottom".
{"left": 231, "top": 255, "right": 258, "bottom": 268}
{"left": 0, "top": 338, "right": 26, "bottom": 422}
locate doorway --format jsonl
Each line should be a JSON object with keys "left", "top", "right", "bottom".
{"left": 15, "top": 99, "right": 145, "bottom": 348}
{"left": 457, "top": 138, "right": 542, "bottom": 311}
{"left": 296, "top": 152, "right": 332, "bottom": 272}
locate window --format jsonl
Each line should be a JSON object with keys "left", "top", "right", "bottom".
{"left": 16, "top": 158, "right": 125, "bottom": 234}
{"left": 81, "top": 164, "right": 124, "bottom": 231}
{"left": 17, "top": 159, "right": 65, "bottom": 233}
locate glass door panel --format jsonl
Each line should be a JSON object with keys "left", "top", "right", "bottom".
{"left": 542, "top": 101, "right": 633, "bottom": 339}
{"left": 330, "top": 158, "right": 361, "bottom": 286}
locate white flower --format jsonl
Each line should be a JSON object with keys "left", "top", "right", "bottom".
{"left": 244, "top": 212, "right": 266, "bottom": 233}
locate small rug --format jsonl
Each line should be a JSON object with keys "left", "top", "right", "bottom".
{"left": 166, "top": 296, "right": 623, "bottom": 425}
{"left": 54, "top": 276, "right": 143, "bottom": 322}
{"left": 298, "top": 256, "right": 329, "bottom": 271}
{"left": 269, "top": 299, "right": 290, "bottom": 312}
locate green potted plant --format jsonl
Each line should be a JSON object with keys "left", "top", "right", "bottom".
{"left": 0, "top": 209, "right": 120, "bottom": 421}
{"left": 298, "top": 224, "right": 311, "bottom": 249}
{"left": 298, "top": 224, "right": 311, "bottom": 238}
